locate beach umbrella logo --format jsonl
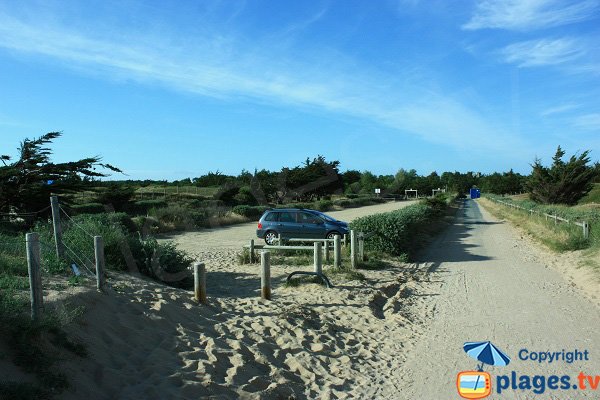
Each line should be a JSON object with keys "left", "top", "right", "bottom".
{"left": 456, "top": 341, "right": 511, "bottom": 399}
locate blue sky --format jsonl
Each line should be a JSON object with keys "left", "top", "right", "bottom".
{"left": 0, "top": 0, "right": 598, "bottom": 180}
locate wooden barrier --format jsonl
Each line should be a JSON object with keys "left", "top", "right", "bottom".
{"left": 350, "top": 230, "right": 357, "bottom": 269}
{"left": 261, "top": 251, "right": 271, "bottom": 300}
{"left": 314, "top": 242, "right": 322, "bottom": 275}
{"left": 194, "top": 262, "right": 207, "bottom": 304}
{"left": 94, "top": 236, "right": 106, "bottom": 291}
{"left": 334, "top": 234, "right": 341, "bottom": 268}
{"left": 26, "top": 233, "right": 43, "bottom": 321}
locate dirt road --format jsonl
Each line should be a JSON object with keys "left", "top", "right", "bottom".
{"left": 394, "top": 200, "right": 600, "bottom": 399}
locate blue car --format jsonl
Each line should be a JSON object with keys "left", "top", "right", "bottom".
{"left": 256, "top": 208, "right": 349, "bottom": 245}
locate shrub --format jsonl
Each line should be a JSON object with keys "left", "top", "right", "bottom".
{"left": 71, "top": 203, "right": 105, "bottom": 214}
{"left": 232, "top": 205, "right": 269, "bottom": 220}
{"left": 349, "top": 203, "right": 443, "bottom": 256}
{"left": 315, "top": 200, "right": 333, "bottom": 211}
{"left": 130, "top": 200, "right": 168, "bottom": 214}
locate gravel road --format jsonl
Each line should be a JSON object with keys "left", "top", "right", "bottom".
{"left": 394, "top": 199, "right": 600, "bottom": 399}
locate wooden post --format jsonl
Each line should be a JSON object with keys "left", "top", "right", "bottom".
{"left": 350, "top": 230, "right": 357, "bottom": 269}
{"left": 343, "top": 234, "right": 347, "bottom": 248}
{"left": 358, "top": 234, "right": 365, "bottom": 262}
{"left": 314, "top": 242, "right": 322, "bottom": 275}
{"left": 194, "top": 262, "right": 207, "bottom": 304}
{"left": 26, "top": 233, "right": 43, "bottom": 321}
{"left": 334, "top": 235, "right": 341, "bottom": 268}
{"left": 50, "top": 195, "right": 64, "bottom": 258}
{"left": 323, "top": 240, "right": 329, "bottom": 262}
{"left": 583, "top": 222, "right": 589, "bottom": 240}
{"left": 94, "top": 236, "right": 106, "bottom": 291}
{"left": 261, "top": 251, "right": 271, "bottom": 300}
{"left": 249, "top": 239, "right": 255, "bottom": 263}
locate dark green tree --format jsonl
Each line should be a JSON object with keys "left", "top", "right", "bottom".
{"left": 527, "top": 146, "right": 597, "bottom": 205}
{"left": 0, "top": 132, "right": 121, "bottom": 214}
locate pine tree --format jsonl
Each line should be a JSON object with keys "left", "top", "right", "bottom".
{"left": 528, "top": 146, "right": 597, "bottom": 205}
{"left": 0, "top": 132, "right": 121, "bottom": 213}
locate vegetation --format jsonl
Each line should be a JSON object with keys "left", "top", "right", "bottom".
{"left": 484, "top": 194, "right": 599, "bottom": 251}
{"left": 349, "top": 195, "right": 452, "bottom": 258}
{"left": 528, "top": 146, "right": 598, "bottom": 205}
{"left": 0, "top": 132, "right": 120, "bottom": 214}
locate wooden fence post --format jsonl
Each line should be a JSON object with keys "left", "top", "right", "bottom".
{"left": 350, "top": 230, "right": 357, "bottom": 269}
{"left": 94, "top": 236, "right": 106, "bottom": 291}
{"left": 249, "top": 239, "right": 255, "bottom": 263}
{"left": 261, "top": 252, "right": 271, "bottom": 300}
{"left": 334, "top": 235, "right": 341, "bottom": 268}
{"left": 358, "top": 234, "right": 365, "bottom": 262}
{"left": 194, "top": 262, "right": 207, "bottom": 304}
{"left": 50, "top": 195, "right": 64, "bottom": 258}
{"left": 314, "top": 242, "right": 322, "bottom": 275}
{"left": 323, "top": 240, "right": 329, "bottom": 262}
{"left": 343, "top": 234, "right": 347, "bottom": 248}
{"left": 583, "top": 222, "right": 589, "bottom": 240}
{"left": 26, "top": 233, "right": 43, "bottom": 321}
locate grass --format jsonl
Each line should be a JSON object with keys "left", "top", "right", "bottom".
{"left": 480, "top": 198, "right": 595, "bottom": 252}
{"left": 579, "top": 183, "right": 600, "bottom": 205}
{"left": 0, "top": 234, "right": 89, "bottom": 399}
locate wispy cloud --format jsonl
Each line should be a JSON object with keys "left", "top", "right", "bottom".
{"left": 0, "top": 9, "right": 525, "bottom": 154}
{"left": 573, "top": 113, "right": 600, "bottom": 130}
{"left": 540, "top": 103, "right": 579, "bottom": 116}
{"left": 499, "top": 38, "right": 585, "bottom": 67}
{"left": 463, "top": 0, "right": 599, "bottom": 31}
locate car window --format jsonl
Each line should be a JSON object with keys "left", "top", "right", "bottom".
{"left": 279, "top": 211, "right": 297, "bottom": 223}
{"left": 264, "top": 212, "right": 278, "bottom": 222}
{"left": 299, "top": 212, "right": 322, "bottom": 224}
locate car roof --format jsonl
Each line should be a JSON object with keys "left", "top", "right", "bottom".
{"left": 267, "top": 208, "right": 317, "bottom": 212}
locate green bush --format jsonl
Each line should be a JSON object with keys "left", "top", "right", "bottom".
{"left": 349, "top": 203, "right": 443, "bottom": 256}
{"left": 71, "top": 203, "right": 105, "bottom": 214}
{"left": 315, "top": 200, "right": 334, "bottom": 211}
{"left": 232, "top": 205, "right": 269, "bottom": 219}
{"left": 130, "top": 200, "right": 168, "bottom": 214}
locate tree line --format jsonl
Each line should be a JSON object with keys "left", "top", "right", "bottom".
{"left": 1, "top": 133, "right": 598, "bottom": 214}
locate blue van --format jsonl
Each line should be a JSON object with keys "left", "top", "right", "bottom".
{"left": 256, "top": 208, "right": 349, "bottom": 245}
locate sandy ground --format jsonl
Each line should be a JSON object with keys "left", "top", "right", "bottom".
{"left": 395, "top": 200, "right": 600, "bottom": 399}
{"left": 13, "top": 199, "right": 599, "bottom": 399}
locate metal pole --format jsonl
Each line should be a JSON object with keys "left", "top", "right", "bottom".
{"left": 50, "top": 195, "right": 64, "bottom": 258}
{"left": 94, "top": 236, "right": 106, "bottom": 291}
{"left": 26, "top": 233, "right": 43, "bottom": 321}
{"left": 194, "top": 262, "right": 207, "bottom": 304}
{"left": 261, "top": 251, "right": 271, "bottom": 300}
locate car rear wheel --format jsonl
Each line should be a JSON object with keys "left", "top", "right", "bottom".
{"left": 326, "top": 231, "right": 340, "bottom": 240}
{"left": 264, "top": 231, "right": 278, "bottom": 245}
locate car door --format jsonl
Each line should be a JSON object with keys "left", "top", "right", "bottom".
{"left": 277, "top": 211, "right": 300, "bottom": 239}
{"left": 297, "top": 212, "right": 327, "bottom": 238}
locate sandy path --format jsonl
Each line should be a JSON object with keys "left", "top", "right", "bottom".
{"left": 159, "top": 200, "right": 418, "bottom": 253}
{"left": 393, "top": 199, "right": 600, "bottom": 399}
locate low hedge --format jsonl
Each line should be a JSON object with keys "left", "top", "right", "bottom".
{"left": 349, "top": 203, "right": 445, "bottom": 256}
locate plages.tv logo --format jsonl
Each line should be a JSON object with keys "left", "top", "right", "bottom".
{"left": 457, "top": 341, "right": 511, "bottom": 399}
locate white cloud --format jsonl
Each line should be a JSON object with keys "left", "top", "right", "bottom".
{"left": 0, "top": 10, "right": 526, "bottom": 154}
{"left": 500, "top": 38, "right": 585, "bottom": 67}
{"left": 573, "top": 113, "right": 600, "bottom": 130}
{"left": 540, "top": 103, "right": 579, "bottom": 116}
{"left": 463, "top": 0, "right": 599, "bottom": 31}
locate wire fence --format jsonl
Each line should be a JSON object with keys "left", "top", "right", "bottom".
{"left": 486, "top": 196, "right": 595, "bottom": 242}
{"left": 59, "top": 206, "right": 97, "bottom": 277}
